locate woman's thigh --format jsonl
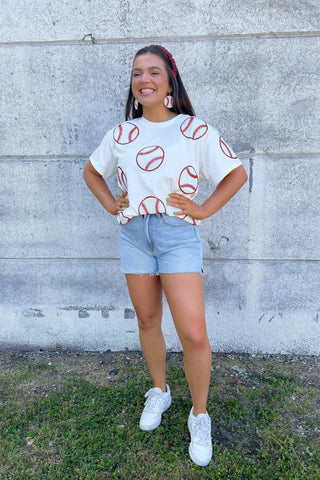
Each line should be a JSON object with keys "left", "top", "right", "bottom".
{"left": 160, "top": 273, "right": 207, "bottom": 344}
{"left": 125, "top": 274, "right": 163, "bottom": 327}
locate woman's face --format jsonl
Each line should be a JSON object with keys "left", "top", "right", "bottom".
{"left": 131, "top": 53, "right": 172, "bottom": 112}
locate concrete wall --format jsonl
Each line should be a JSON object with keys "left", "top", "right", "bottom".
{"left": 1, "top": 1, "right": 319, "bottom": 353}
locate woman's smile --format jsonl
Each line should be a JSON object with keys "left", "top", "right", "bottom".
{"left": 131, "top": 53, "right": 172, "bottom": 116}
{"left": 139, "top": 88, "right": 156, "bottom": 95}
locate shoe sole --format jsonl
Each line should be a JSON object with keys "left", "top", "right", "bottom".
{"left": 189, "top": 444, "right": 211, "bottom": 467}
{"left": 139, "top": 397, "right": 171, "bottom": 431}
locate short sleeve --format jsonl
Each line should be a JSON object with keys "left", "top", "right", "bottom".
{"left": 199, "top": 127, "right": 242, "bottom": 188}
{"left": 89, "top": 129, "right": 117, "bottom": 179}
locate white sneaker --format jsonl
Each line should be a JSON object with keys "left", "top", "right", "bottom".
{"left": 139, "top": 384, "right": 171, "bottom": 431}
{"left": 188, "top": 407, "right": 212, "bottom": 467}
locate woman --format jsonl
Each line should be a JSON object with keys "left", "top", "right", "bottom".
{"left": 83, "top": 44, "right": 247, "bottom": 467}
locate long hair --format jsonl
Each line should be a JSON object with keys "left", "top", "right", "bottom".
{"left": 125, "top": 45, "right": 195, "bottom": 120}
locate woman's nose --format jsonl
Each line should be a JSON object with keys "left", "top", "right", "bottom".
{"left": 140, "top": 72, "right": 150, "bottom": 82}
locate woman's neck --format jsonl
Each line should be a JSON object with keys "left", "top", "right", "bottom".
{"left": 142, "top": 106, "right": 177, "bottom": 123}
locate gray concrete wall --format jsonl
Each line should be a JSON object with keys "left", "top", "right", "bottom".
{"left": 1, "top": 1, "right": 319, "bottom": 353}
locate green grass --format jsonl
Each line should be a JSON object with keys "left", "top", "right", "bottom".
{"left": 0, "top": 356, "right": 319, "bottom": 479}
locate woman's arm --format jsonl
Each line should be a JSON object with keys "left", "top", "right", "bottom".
{"left": 167, "top": 165, "right": 248, "bottom": 220}
{"left": 83, "top": 160, "right": 128, "bottom": 215}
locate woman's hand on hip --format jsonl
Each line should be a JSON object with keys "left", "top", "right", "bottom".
{"left": 114, "top": 191, "right": 129, "bottom": 214}
{"left": 166, "top": 193, "right": 205, "bottom": 220}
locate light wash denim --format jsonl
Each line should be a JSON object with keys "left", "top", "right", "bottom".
{"left": 119, "top": 214, "right": 202, "bottom": 274}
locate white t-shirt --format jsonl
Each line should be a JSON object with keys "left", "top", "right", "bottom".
{"left": 90, "top": 114, "right": 242, "bottom": 225}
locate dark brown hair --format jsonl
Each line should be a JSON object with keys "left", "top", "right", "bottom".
{"left": 125, "top": 45, "right": 195, "bottom": 120}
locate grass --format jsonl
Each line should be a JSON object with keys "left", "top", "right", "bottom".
{"left": 0, "top": 352, "right": 319, "bottom": 479}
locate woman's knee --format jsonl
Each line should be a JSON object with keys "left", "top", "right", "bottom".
{"left": 136, "top": 309, "right": 162, "bottom": 331}
{"left": 180, "top": 322, "right": 210, "bottom": 351}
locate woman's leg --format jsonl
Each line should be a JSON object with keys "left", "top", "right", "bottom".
{"left": 125, "top": 273, "right": 167, "bottom": 392}
{"left": 160, "top": 273, "right": 212, "bottom": 415}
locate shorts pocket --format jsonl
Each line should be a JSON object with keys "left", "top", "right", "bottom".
{"left": 161, "top": 214, "right": 190, "bottom": 227}
{"left": 192, "top": 225, "right": 201, "bottom": 241}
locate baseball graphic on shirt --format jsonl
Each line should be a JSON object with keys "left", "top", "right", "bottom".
{"left": 219, "top": 136, "right": 238, "bottom": 159}
{"left": 138, "top": 196, "right": 167, "bottom": 215}
{"left": 117, "top": 166, "right": 128, "bottom": 192}
{"left": 176, "top": 213, "right": 197, "bottom": 225}
{"left": 178, "top": 166, "right": 198, "bottom": 194}
{"left": 180, "top": 117, "right": 208, "bottom": 140}
{"left": 113, "top": 122, "right": 139, "bottom": 145}
{"left": 118, "top": 212, "right": 131, "bottom": 225}
{"left": 136, "top": 146, "right": 165, "bottom": 171}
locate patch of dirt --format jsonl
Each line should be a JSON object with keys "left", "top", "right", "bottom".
{"left": 1, "top": 348, "right": 319, "bottom": 396}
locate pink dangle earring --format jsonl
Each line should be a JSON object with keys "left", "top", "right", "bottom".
{"left": 134, "top": 98, "right": 139, "bottom": 110}
{"left": 164, "top": 94, "right": 173, "bottom": 109}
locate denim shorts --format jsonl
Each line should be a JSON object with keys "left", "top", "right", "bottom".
{"left": 119, "top": 214, "right": 202, "bottom": 274}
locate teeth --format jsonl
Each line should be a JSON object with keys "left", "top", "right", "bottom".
{"left": 140, "top": 89, "right": 154, "bottom": 93}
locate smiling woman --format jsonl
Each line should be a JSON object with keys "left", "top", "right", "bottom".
{"left": 125, "top": 44, "right": 195, "bottom": 121}
{"left": 131, "top": 54, "right": 173, "bottom": 122}
{"left": 83, "top": 44, "right": 247, "bottom": 467}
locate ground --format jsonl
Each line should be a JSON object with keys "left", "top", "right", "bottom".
{"left": 1, "top": 349, "right": 319, "bottom": 479}
{"left": 1, "top": 349, "right": 319, "bottom": 435}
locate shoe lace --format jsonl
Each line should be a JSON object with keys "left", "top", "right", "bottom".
{"left": 191, "top": 416, "right": 211, "bottom": 445}
{"left": 144, "top": 389, "right": 165, "bottom": 412}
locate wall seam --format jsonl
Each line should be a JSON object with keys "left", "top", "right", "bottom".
{"left": 1, "top": 30, "right": 320, "bottom": 47}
